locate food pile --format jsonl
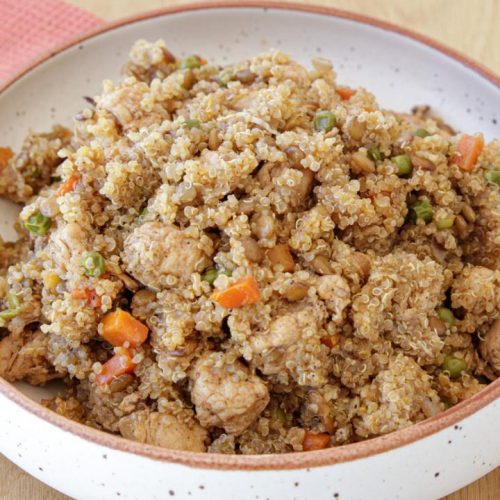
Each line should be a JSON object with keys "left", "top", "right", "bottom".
{"left": 0, "top": 40, "right": 499, "bottom": 454}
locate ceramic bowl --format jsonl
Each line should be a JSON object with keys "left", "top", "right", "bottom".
{"left": 0, "top": 3, "right": 499, "bottom": 499}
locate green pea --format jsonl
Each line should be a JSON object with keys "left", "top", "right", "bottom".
{"left": 216, "top": 69, "right": 233, "bottom": 87}
{"left": 138, "top": 207, "right": 148, "bottom": 223}
{"left": 442, "top": 399, "right": 453, "bottom": 410}
{"left": 0, "top": 292, "right": 22, "bottom": 320}
{"left": 392, "top": 154, "right": 413, "bottom": 177}
{"left": 5, "top": 291, "right": 20, "bottom": 310}
{"left": 442, "top": 355, "right": 466, "bottom": 379}
{"left": 30, "top": 167, "right": 42, "bottom": 179}
{"left": 202, "top": 268, "right": 231, "bottom": 285}
{"left": 24, "top": 212, "right": 52, "bottom": 236}
{"left": 436, "top": 217, "right": 454, "bottom": 230}
{"left": 484, "top": 169, "right": 500, "bottom": 185}
{"left": 313, "top": 111, "right": 336, "bottom": 133}
{"left": 0, "top": 308, "right": 20, "bottom": 320}
{"left": 436, "top": 307, "right": 455, "bottom": 326}
{"left": 415, "top": 128, "right": 430, "bottom": 138}
{"left": 367, "top": 146, "right": 382, "bottom": 162}
{"left": 81, "top": 251, "right": 106, "bottom": 278}
{"left": 185, "top": 119, "right": 200, "bottom": 129}
{"left": 410, "top": 199, "right": 433, "bottom": 223}
{"left": 273, "top": 406, "right": 286, "bottom": 424}
{"left": 202, "top": 268, "right": 218, "bottom": 284}
{"left": 180, "top": 55, "right": 201, "bottom": 70}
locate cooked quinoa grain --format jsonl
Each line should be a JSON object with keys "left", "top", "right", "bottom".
{"left": 0, "top": 40, "right": 498, "bottom": 454}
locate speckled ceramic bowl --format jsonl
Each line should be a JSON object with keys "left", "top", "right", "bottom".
{"left": 0, "top": 3, "right": 499, "bottom": 499}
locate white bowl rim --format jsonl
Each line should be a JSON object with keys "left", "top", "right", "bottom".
{"left": 0, "top": 0, "right": 499, "bottom": 471}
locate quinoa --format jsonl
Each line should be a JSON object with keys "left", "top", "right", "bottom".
{"left": 0, "top": 39, "right": 498, "bottom": 454}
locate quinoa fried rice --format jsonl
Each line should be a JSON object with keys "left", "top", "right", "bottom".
{"left": 0, "top": 40, "right": 499, "bottom": 454}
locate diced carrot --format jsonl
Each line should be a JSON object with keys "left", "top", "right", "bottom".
{"left": 199, "top": 56, "right": 207, "bottom": 65}
{"left": 320, "top": 335, "right": 340, "bottom": 349}
{"left": 210, "top": 275, "right": 260, "bottom": 308}
{"left": 96, "top": 348, "right": 135, "bottom": 386}
{"left": 57, "top": 174, "right": 81, "bottom": 196}
{"left": 336, "top": 86, "right": 356, "bottom": 101}
{"left": 302, "top": 431, "right": 331, "bottom": 451}
{"left": 0, "top": 147, "right": 13, "bottom": 170}
{"left": 101, "top": 308, "right": 149, "bottom": 347}
{"left": 71, "top": 288, "right": 101, "bottom": 308}
{"left": 452, "top": 134, "right": 484, "bottom": 172}
{"left": 72, "top": 288, "right": 101, "bottom": 308}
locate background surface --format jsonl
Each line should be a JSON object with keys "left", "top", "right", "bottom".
{"left": 0, "top": 0, "right": 499, "bottom": 498}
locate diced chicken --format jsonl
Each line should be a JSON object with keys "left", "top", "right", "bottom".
{"left": 119, "top": 409, "right": 208, "bottom": 452}
{"left": 191, "top": 352, "right": 269, "bottom": 435}
{"left": 122, "top": 222, "right": 213, "bottom": 289}
{"left": 98, "top": 81, "right": 166, "bottom": 130}
{"left": 451, "top": 266, "right": 500, "bottom": 333}
{"left": 480, "top": 319, "right": 500, "bottom": 374}
{"left": 0, "top": 332, "right": 59, "bottom": 385}
{"left": 251, "top": 310, "right": 302, "bottom": 359}
{"left": 49, "top": 223, "right": 87, "bottom": 266}
{"left": 249, "top": 302, "right": 329, "bottom": 386}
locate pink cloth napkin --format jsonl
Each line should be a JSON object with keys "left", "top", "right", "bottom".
{"left": 0, "top": 0, "right": 103, "bottom": 81}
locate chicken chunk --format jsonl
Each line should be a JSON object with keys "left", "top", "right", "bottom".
{"left": 191, "top": 352, "right": 270, "bottom": 435}
{"left": 480, "top": 319, "right": 500, "bottom": 374}
{"left": 451, "top": 266, "right": 500, "bottom": 333}
{"left": 119, "top": 409, "right": 208, "bottom": 452}
{"left": 98, "top": 80, "right": 166, "bottom": 131}
{"left": 0, "top": 332, "right": 59, "bottom": 385}
{"left": 249, "top": 302, "right": 329, "bottom": 386}
{"left": 123, "top": 222, "right": 213, "bottom": 289}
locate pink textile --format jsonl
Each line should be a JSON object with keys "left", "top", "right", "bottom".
{"left": 0, "top": 0, "right": 102, "bottom": 81}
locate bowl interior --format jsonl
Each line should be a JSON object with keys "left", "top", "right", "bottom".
{"left": 0, "top": 5, "right": 499, "bottom": 403}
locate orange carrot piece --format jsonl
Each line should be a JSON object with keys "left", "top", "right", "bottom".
{"left": 72, "top": 288, "right": 101, "bottom": 308}
{"left": 210, "top": 276, "right": 260, "bottom": 308}
{"left": 57, "top": 174, "right": 81, "bottom": 196}
{"left": 452, "top": 134, "right": 484, "bottom": 172}
{"left": 336, "top": 86, "right": 356, "bottom": 101}
{"left": 96, "top": 349, "right": 135, "bottom": 386}
{"left": 0, "top": 147, "right": 13, "bottom": 170}
{"left": 302, "top": 431, "right": 331, "bottom": 451}
{"left": 101, "top": 309, "right": 149, "bottom": 347}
